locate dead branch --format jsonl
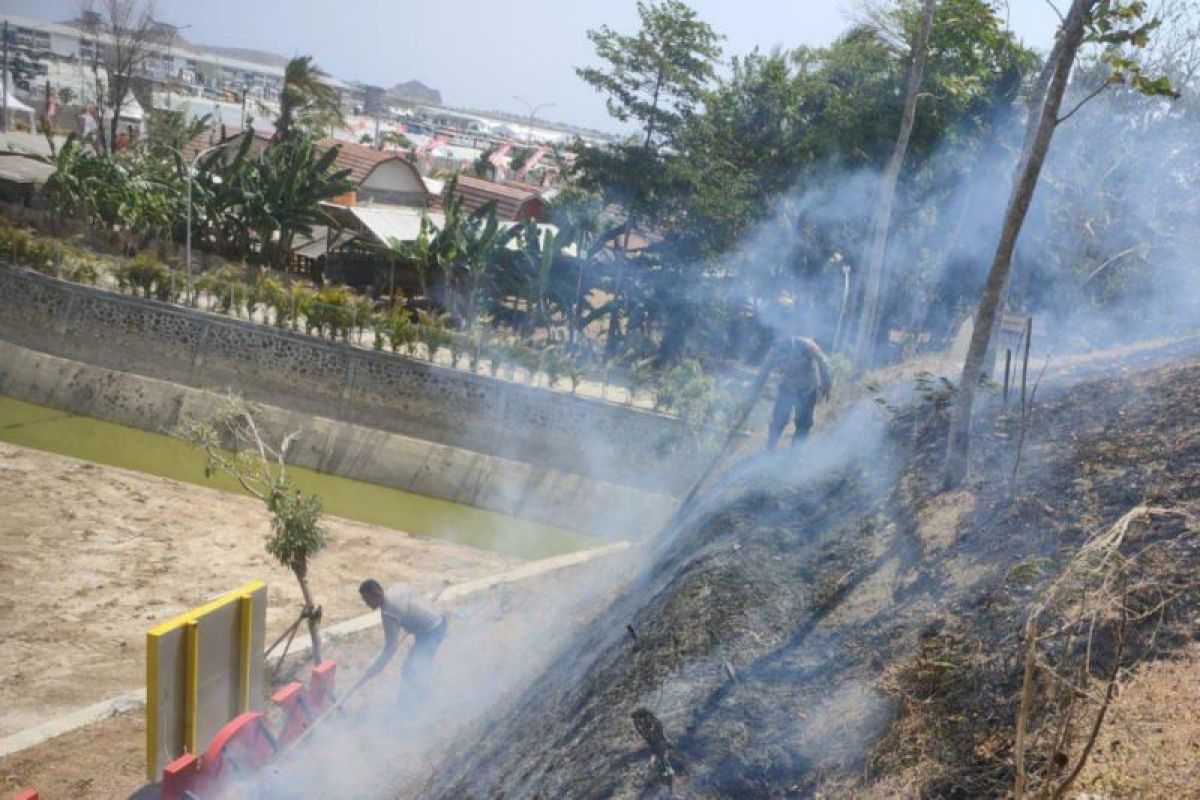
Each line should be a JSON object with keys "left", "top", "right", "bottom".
{"left": 1010, "top": 503, "right": 1197, "bottom": 796}
{"left": 1052, "top": 577, "right": 1128, "bottom": 799}
{"left": 1013, "top": 614, "right": 1038, "bottom": 799}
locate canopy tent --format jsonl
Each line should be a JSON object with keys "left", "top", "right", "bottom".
{"left": 0, "top": 81, "right": 37, "bottom": 131}
{"left": 117, "top": 94, "right": 145, "bottom": 121}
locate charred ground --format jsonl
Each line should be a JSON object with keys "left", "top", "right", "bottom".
{"left": 419, "top": 343, "right": 1200, "bottom": 799}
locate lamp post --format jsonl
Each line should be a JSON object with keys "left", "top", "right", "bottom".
{"left": 512, "top": 95, "right": 555, "bottom": 145}
{"left": 185, "top": 141, "right": 239, "bottom": 304}
{"left": 155, "top": 139, "right": 238, "bottom": 303}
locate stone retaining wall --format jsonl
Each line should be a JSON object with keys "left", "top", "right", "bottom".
{"left": 0, "top": 265, "right": 692, "bottom": 495}
{"left": 0, "top": 340, "right": 675, "bottom": 537}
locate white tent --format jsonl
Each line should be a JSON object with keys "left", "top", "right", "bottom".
{"left": 0, "top": 80, "right": 37, "bottom": 132}
{"left": 118, "top": 94, "right": 145, "bottom": 122}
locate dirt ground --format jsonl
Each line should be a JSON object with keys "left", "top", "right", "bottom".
{"left": 0, "top": 711, "right": 146, "bottom": 800}
{"left": 0, "top": 541, "right": 631, "bottom": 800}
{"left": 417, "top": 344, "right": 1200, "bottom": 798}
{"left": 0, "top": 442, "right": 516, "bottom": 740}
{"left": 1076, "top": 641, "right": 1200, "bottom": 798}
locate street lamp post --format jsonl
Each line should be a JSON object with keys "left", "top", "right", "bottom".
{"left": 185, "top": 141, "right": 237, "bottom": 304}
{"left": 155, "top": 139, "right": 238, "bottom": 303}
{"left": 512, "top": 95, "right": 556, "bottom": 146}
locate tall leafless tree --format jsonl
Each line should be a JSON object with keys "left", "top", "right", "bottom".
{"left": 79, "top": 0, "right": 157, "bottom": 154}
{"left": 852, "top": 0, "right": 938, "bottom": 371}
{"left": 943, "top": 0, "right": 1177, "bottom": 487}
{"left": 943, "top": 1, "right": 1091, "bottom": 487}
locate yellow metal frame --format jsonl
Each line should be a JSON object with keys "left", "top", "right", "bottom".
{"left": 238, "top": 593, "right": 254, "bottom": 712}
{"left": 145, "top": 580, "right": 266, "bottom": 781}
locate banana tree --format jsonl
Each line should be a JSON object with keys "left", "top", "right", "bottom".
{"left": 567, "top": 219, "right": 627, "bottom": 348}
{"left": 458, "top": 202, "right": 521, "bottom": 331}
{"left": 382, "top": 215, "right": 438, "bottom": 307}
{"left": 433, "top": 179, "right": 467, "bottom": 316}
{"left": 249, "top": 135, "right": 352, "bottom": 269}
{"left": 189, "top": 130, "right": 260, "bottom": 259}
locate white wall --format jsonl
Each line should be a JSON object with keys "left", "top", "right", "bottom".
{"left": 360, "top": 160, "right": 429, "bottom": 206}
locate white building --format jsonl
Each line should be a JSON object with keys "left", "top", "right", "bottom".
{"left": 0, "top": 13, "right": 345, "bottom": 106}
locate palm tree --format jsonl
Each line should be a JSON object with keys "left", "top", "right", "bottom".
{"left": 275, "top": 56, "right": 343, "bottom": 141}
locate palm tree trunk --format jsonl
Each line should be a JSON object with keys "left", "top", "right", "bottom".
{"left": 943, "top": 0, "right": 1092, "bottom": 488}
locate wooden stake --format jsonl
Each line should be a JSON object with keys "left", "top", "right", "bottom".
{"left": 1013, "top": 613, "right": 1038, "bottom": 800}
{"left": 1020, "top": 316, "right": 1033, "bottom": 415}
{"left": 1003, "top": 348, "right": 1012, "bottom": 406}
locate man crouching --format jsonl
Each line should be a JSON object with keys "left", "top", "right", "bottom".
{"left": 357, "top": 578, "right": 448, "bottom": 695}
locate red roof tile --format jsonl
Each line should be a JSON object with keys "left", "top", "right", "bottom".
{"left": 179, "top": 127, "right": 270, "bottom": 163}
{"left": 316, "top": 138, "right": 416, "bottom": 185}
{"left": 451, "top": 175, "right": 544, "bottom": 221}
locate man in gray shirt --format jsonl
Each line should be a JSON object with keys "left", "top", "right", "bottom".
{"left": 358, "top": 579, "right": 448, "bottom": 692}
{"left": 766, "top": 335, "right": 833, "bottom": 451}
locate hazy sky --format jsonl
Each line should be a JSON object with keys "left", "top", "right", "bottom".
{"left": 2, "top": 1, "right": 1061, "bottom": 130}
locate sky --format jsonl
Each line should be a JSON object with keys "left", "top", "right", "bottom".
{"left": 1, "top": 0, "right": 1061, "bottom": 131}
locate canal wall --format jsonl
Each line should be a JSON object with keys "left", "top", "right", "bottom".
{"left": 0, "top": 265, "right": 695, "bottom": 490}
{"left": 0, "top": 339, "right": 676, "bottom": 537}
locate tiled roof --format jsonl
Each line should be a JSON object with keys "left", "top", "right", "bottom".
{"left": 179, "top": 127, "right": 270, "bottom": 163}
{"left": 451, "top": 175, "right": 544, "bottom": 221}
{"left": 501, "top": 178, "right": 548, "bottom": 195}
{"left": 316, "top": 138, "right": 413, "bottom": 185}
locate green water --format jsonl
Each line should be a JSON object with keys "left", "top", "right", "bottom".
{"left": 0, "top": 395, "right": 594, "bottom": 560}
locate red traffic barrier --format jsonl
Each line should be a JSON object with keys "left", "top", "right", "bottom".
{"left": 162, "top": 751, "right": 201, "bottom": 800}
{"left": 162, "top": 660, "right": 338, "bottom": 799}
{"left": 12, "top": 791, "right": 39, "bottom": 800}
{"left": 269, "top": 681, "right": 313, "bottom": 748}
{"left": 162, "top": 712, "right": 278, "bottom": 800}
{"left": 307, "top": 661, "right": 337, "bottom": 715}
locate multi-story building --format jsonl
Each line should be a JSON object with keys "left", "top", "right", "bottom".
{"left": 0, "top": 13, "right": 350, "bottom": 105}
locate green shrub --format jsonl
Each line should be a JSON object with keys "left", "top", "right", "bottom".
{"left": 626, "top": 361, "right": 657, "bottom": 405}
{"left": 116, "top": 254, "right": 173, "bottom": 300}
{"left": 542, "top": 346, "right": 567, "bottom": 389}
{"left": 195, "top": 265, "right": 244, "bottom": 313}
{"left": 254, "top": 275, "right": 290, "bottom": 327}
{"left": 67, "top": 261, "right": 99, "bottom": 285}
{"left": 0, "top": 225, "right": 33, "bottom": 263}
{"left": 289, "top": 285, "right": 313, "bottom": 331}
{"left": 309, "top": 286, "right": 355, "bottom": 339}
{"left": 566, "top": 360, "right": 587, "bottom": 394}
{"left": 415, "top": 310, "right": 452, "bottom": 361}
{"left": 386, "top": 308, "right": 417, "bottom": 354}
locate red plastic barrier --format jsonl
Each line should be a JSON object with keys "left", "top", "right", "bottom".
{"left": 307, "top": 661, "right": 337, "bottom": 715}
{"left": 161, "top": 712, "right": 277, "bottom": 800}
{"left": 161, "top": 660, "right": 338, "bottom": 799}
{"left": 12, "top": 791, "right": 39, "bottom": 800}
{"left": 161, "top": 752, "right": 201, "bottom": 800}
{"left": 269, "top": 681, "right": 313, "bottom": 747}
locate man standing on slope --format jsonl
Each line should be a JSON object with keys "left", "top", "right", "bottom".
{"left": 766, "top": 335, "right": 833, "bottom": 451}
{"left": 357, "top": 579, "right": 448, "bottom": 696}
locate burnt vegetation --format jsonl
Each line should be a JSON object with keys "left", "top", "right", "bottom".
{"left": 417, "top": 341, "right": 1200, "bottom": 798}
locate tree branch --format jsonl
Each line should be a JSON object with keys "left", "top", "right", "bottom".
{"left": 1057, "top": 82, "right": 1110, "bottom": 125}
{"left": 1052, "top": 577, "right": 1128, "bottom": 799}
{"left": 1082, "top": 246, "right": 1139, "bottom": 285}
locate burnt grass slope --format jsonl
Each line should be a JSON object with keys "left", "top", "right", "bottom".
{"left": 421, "top": 346, "right": 1200, "bottom": 799}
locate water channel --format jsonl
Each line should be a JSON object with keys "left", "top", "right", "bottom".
{"left": 0, "top": 394, "right": 595, "bottom": 560}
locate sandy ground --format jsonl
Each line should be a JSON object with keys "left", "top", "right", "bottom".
{"left": 0, "top": 533, "right": 632, "bottom": 800}
{"left": 0, "top": 442, "right": 516, "bottom": 739}
{"left": 1077, "top": 641, "right": 1200, "bottom": 798}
